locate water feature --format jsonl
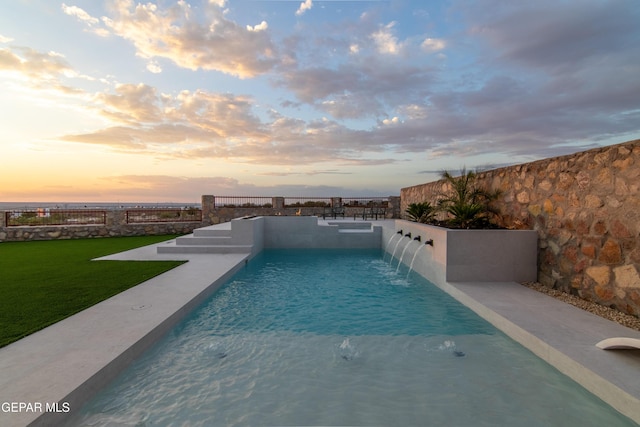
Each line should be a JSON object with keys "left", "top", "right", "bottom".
{"left": 407, "top": 243, "right": 426, "bottom": 278}
{"left": 382, "top": 232, "right": 401, "bottom": 263}
{"left": 66, "top": 249, "right": 636, "bottom": 427}
{"left": 395, "top": 237, "right": 418, "bottom": 272}
{"left": 388, "top": 232, "right": 406, "bottom": 264}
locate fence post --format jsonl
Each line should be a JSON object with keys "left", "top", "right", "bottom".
{"left": 388, "top": 196, "right": 401, "bottom": 219}
{"left": 273, "top": 197, "right": 285, "bottom": 214}
{"left": 108, "top": 209, "right": 126, "bottom": 227}
{"left": 201, "top": 195, "right": 215, "bottom": 225}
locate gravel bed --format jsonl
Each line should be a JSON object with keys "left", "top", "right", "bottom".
{"left": 521, "top": 282, "right": 640, "bottom": 332}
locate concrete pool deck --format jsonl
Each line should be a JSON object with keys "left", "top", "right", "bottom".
{"left": 1, "top": 219, "right": 639, "bottom": 426}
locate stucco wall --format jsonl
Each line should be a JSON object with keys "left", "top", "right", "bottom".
{"left": 401, "top": 139, "right": 640, "bottom": 317}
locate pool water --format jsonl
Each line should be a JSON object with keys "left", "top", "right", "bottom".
{"left": 68, "top": 249, "right": 636, "bottom": 426}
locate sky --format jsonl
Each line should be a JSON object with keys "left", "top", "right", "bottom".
{"left": 1, "top": 0, "right": 639, "bottom": 203}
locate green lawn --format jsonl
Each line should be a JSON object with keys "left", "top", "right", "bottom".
{"left": 0, "top": 235, "right": 185, "bottom": 348}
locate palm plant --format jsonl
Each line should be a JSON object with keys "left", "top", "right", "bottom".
{"left": 405, "top": 201, "right": 436, "bottom": 223}
{"left": 437, "top": 168, "right": 501, "bottom": 229}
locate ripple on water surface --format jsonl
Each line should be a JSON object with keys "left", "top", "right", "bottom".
{"left": 67, "top": 249, "right": 638, "bottom": 427}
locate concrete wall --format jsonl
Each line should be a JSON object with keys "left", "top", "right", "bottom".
{"left": 383, "top": 220, "right": 538, "bottom": 284}
{"left": 401, "top": 139, "right": 640, "bottom": 316}
{"left": 263, "top": 216, "right": 382, "bottom": 249}
{"left": 158, "top": 216, "right": 383, "bottom": 256}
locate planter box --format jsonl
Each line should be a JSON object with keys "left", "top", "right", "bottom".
{"left": 384, "top": 220, "right": 538, "bottom": 284}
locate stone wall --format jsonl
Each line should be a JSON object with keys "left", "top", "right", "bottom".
{"left": 401, "top": 139, "right": 640, "bottom": 317}
{"left": 0, "top": 210, "right": 201, "bottom": 242}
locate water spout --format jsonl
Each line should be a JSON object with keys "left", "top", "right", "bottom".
{"left": 413, "top": 236, "right": 421, "bottom": 242}
{"left": 425, "top": 239, "right": 434, "bottom": 246}
{"left": 396, "top": 239, "right": 419, "bottom": 273}
{"left": 407, "top": 244, "right": 425, "bottom": 278}
{"left": 383, "top": 233, "right": 401, "bottom": 263}
{"left": 389, "top": 235, "right": 405, "bottom": 265}
{"left": 404, "top": 232, "right": 412, "bottom": 238}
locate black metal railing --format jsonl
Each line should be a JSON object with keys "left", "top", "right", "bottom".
{"left": 284, "top": 197, "right": 331, "bottom": 207}
{"left": 5, "top": 209, "right": 107, "bottom": 226}
{"left": 342, "top": 197, "right": 389, "bottom": 207}
{"left": 125, "top": 208, "right": 202, "bottom": 223}
{"left": 212, "top": 196, "right": 273, "bottom": 208}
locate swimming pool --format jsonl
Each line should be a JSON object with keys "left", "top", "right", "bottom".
{"left": 67, "top": 249, "right": 636, "bottom": 426}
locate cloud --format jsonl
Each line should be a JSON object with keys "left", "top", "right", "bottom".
{"left": 59, "top": 80, "right": 407, "bottom": 166}
{"left": 296, "top": 0, "right": 313, "bottom": 17}
{"left": 370, "top": 22, "right": 404, "bottom": 54}
{"left": 62, "top": 3, "right": 99, "bottom": 25}
{"left": 247, "top": 21, "right": 268, "bottom": 32}
{"left": 259, "top": 169, "right": 350, "bottom": 177}
{"left": 94, "top": 83, "right": 163, "bottom": 123}
{"left": 421, "top": 38, "right": 445, "bottom": 52}
{"left": 94, "top": 0, "right": 278, "bottom": 78}
{"left": 278, "top": 58, "right": 434, "bottom": 119}
{"left": 462, "top": 0, "right": 639, "bottom": 73}
{"left": 0, "top": 46, "right": 73, "bottom": 79}
{"left": 95, "top": 174, "right": 389, "bottom": 200}
{"left": 382, "top": 117, "right": 400, "bottom": 126}
{"left": 8, "top": 1, "right": 640, "bottom": 179}
{"left": 146, "top": 60, "right": 162, "bottom": 73}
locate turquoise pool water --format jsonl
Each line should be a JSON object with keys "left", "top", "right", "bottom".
{"left": 68, "top": 249, "right": 636, "bottom": 426}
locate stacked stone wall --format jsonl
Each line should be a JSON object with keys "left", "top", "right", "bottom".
{"left": 0, "top": 222, "right": 200, "bottom": 242}
{"left": 401, "top": 139, "right": 640, "bottom": 317}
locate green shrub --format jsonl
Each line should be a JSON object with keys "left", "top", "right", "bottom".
{"left": 405, "top": 202, "right": 436, "bottom": 223}
{"left": 437, "top": 168, "right": 501, "bottom": 229}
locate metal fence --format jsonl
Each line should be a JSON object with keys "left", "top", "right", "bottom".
{"left": 207, "top": 196, "right": 390, "bottom": 208}
{"left": 125, "top": 208, "right": 202, "bottom": 223}
{"left": 3, "top": 196, "right": 395, "bottom": 228}
{"left": 5, "top": 209, "right": 107, "bottom": 226}
{"left": 342, "top": 197, "right": 389, "bottom": 207}
{"left": 284, "top": 197, "right": 331, "bottom": 207}
{"left": 212, "top": 196, "right": 274, "bottom": 208}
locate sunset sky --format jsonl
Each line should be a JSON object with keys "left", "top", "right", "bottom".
{"left": 1, "top": 0, "right": 639, "bottom": 203}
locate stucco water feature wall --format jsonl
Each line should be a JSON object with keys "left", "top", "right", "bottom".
{"left": 401, "top": 139, "right": 640, "bottom": 317}
{"left": 382, "top": 220, "right": 537, "bottom": 285}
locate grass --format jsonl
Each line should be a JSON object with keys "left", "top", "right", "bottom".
{"left": 0, "top": 235, "right": 185, "bottom": 348}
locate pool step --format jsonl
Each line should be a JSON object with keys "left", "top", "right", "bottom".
{"left": 175, "top": 236, "right": 232, "bottom": 245}
{"left": 157, "top": 223, "right": 251, "bottom": 254}
{"left": 192, "top": 228, "right": 232, "bottom": 238}
{"left": 157, "top": 244, "right": 252, "bottom": 254}
{"left": 327, "top": 222, "right": 374, "bottom": 233}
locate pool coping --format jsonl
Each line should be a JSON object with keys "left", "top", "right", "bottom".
{"left": 437, "top": 280, "right": 640, "bottom": 424}
{"left": 0, "top": 242, "right": 251, "bottom": 427}
{"left": 1, "top": 220, "right": 639, "bottom": 426}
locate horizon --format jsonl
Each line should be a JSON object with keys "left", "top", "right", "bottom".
{"left": 1, "top": 0, "right": 639, "bottom": 203}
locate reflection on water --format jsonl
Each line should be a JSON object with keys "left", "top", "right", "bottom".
{"left": 66, "top": 249, "right": 637, "bottom": 427}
